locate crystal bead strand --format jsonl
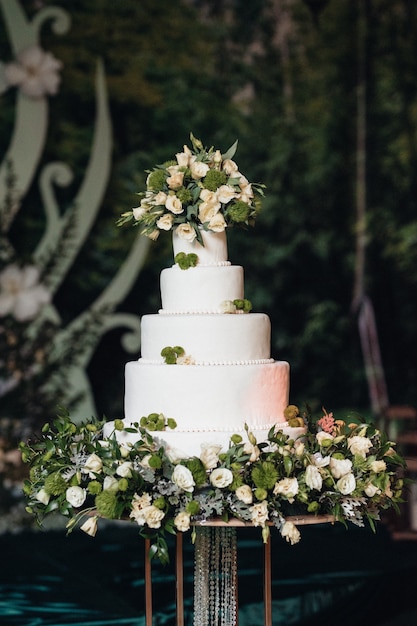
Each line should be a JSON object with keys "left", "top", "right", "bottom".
{"left": 220, "top": 527, "right": 238, "bottom": 626}
{"left": 194, "top": 526, "right": 210, "bottom": 626}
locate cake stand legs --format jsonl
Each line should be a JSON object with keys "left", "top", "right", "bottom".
{"left": 263, "top": 535, "right": 272, "bottom": 626}
{"left": 176, "top": 532, "right": 185, "bottom": 626}
{"left": 145, "top": 538, "right": 153, "bottom": 626}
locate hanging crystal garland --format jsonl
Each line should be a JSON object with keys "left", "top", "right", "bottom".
{"left": 194, "top": 526, "right": 238, "bottom": 626}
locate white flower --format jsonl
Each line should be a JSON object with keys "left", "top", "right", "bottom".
{"left": 174, "top": 511, "right": 191, "bottom": 532}
{"left": 250, "top": 500, "right": 269, "bottom": 527}
{"left": 0, "top": 264, "right": 50, "bottom": 322}
{"left": 129, "top": 493, "right": 152, "bottom": 525}
{"left": 4, "top": 45, "right": 62, "bottom": 98}
{"left": 336, "top": 473, "right": 356, "bottom": 495}
{"left": 243, "top": 441, "right": 261, "bottom": 462}
{"left": 219, "top": 300, "right": 237, "bottom": 314}
{"left": 210, "top": 467, "right": 233, "bottom": 488}
{"left": 176, "top": 150, "right": 191, "bottom": 167}
{"left": 165, "top": 194, "right": 183, "bottom": 214}
{"left": 236, "top": 484, "right": 253, "bottom": 504}
{"left": 294, "top": 441, "right": 305, "bottom": 456}
{"left": 35, "top": 488, "right": 50, "bottom": 505}
{"left": 316, "top": 431, "right": 334, "bottom": 445}
{"left": 329, "top": 457, "right": 352, "bottom": 479}
{"left": 132, "top": 206, "right": 148, "bottom": 221}
{"left": 370, "top": 460, "right": 386, "bottom": 473}
{"left": 305, "top": 465, "right": 323, "bottom": 491}
{"left": 103, "top": 476, "right": 119, "bottom": 491}
{"left": 163, "top": 444, "right": 188, "bottom": 464}
{"left": 238, "top": 181, "right": 254, "bottom": 203}
{"left": 66, "top": 486, "right": 86, "bottom": 508}
{"left": 208, "top": 212, "right": 227, "bottom": 232}
{"left": 153, "top": 191, "right": 168, "bottom": 206}
{"left": 166, "top": 171, "right": 184, "bottom": 190}
{"left": 198, "top": 200, "right": 221, "bottom": 224}
{"left": 217, "top": 185, "right": 237, "bottom": 204}
{"left": 177, "top": 354, "right": 195, "bottom": 365}
{"left": 172, "top": 464, "right": 195, "bottom": 492}
{"left": 156, "top": 213, "right": 174, "bottom": 230}
{"left": 281, "top": 521, "right": 301, "bottom": 545}
{"left": 175, "top": 223, "right": 197, "bottom": 242}
{"left": 312, "top": 452, "right": 330, "bottom": 467}
{"left": 119, "top": 444, "right": 130, "bottom": 458}
{"left": 347, "top": 435, "right": 373, "bottom": 458}
{"left": 143, "top": 505, "right": 165, "bottom": 529}
{"left": 190, "top": 161, "right": 210, "bottom": 179}
{"left": 116, "top": 461, "right": 133, "bottom": 478}
{"left": 273, "top": 477, "right": 299, "bottom": 503}
{"left": 83, "top": 453, "right": 103, "bottom": 477}
{"left": 364, "top": 483, "right": 380, "bottom": 497}
{"left": 222, "top": 159, "right": 239, "bottom": 175}
{"left": 200, "top": 443, "right": 222, "bottom": 470}
{"left": 80, "top": 516, "right": 98, "bottom": 537}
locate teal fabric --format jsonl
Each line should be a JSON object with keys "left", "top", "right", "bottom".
{"left": 0, "top": 523, "right": 416, "bottom": 625}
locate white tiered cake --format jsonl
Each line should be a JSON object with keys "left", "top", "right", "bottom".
{"left": 107, "top": 229, "right": 305, "bottom": 458}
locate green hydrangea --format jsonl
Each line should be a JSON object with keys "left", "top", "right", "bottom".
{"left": 175, "top": 252, "right": 198, "bottom": 270}
{"left": 251, "top": 461, "right": 278, "bottom": 490}
{"left": 95, "top": 490, "right": 119, "bottom": 519}
{"left": 147, "top": 169, "right": 167, "bottom": 191}
{"left": 184, "top": 458, "right": 207, "bottom": 488}
{"left": 44, "top": 472, "right": 67, "bottom": 496}
{"left": 203, "top": 169, "right": 227, "bottom": 191}
{"left": 226, "top": 200, "right": 251, "bottom": 223}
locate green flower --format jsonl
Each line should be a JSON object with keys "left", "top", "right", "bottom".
{"left": 114, "top": 419, "right": 124, "bottom": 431}
{"left": 176, "top": 188, "right": 193, "bottom": 204}
{"left": 203, "top": 169, "right": 227, "bottom": 191}
{"left": 147, "top": 169, "right": 167, "bottom": 191}
{"left": 186, "top": 500, "right": 200, "bottom": 515}
{"left": 44, "top": 472, "right": 67, "bottom": 496}
{"left": 184, "top": 458, "right": 207, "bottom": 488}
{"left": 226, "top": 200, "right": 251, "bottom": 223}
{"left": 87, "top": 480, "right": 102, "bottom": 495}
{"left": 284, "top": 405, "right": 300, "bottom": 420}
{"left": 251, "top": 461, "right": 278, "bottom": 490}
{"left": 95, "top": 491, "right": 119, "bottom": 519}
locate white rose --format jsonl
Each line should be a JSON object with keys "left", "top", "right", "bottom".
{"left": 157, "top": 214, "right": 174, "bottom": 231}
{"left": 273, "top": 477, "right": 299, "bottom": 503}
{"left": 66, "top": 486, "right": 86, "bottom": 508}
{"left": 116, "top": 461, "right": 133, "bottom": 478}
{"left": 217, "top": 185, "right": 237, "bottom": 204}
{"left": 200, "top": 443, "right": 222, "bottom": 470}
{"left": 219, "top": 300, "right": 237, "bottom": 314}
{"left": 281, "top": 521, "right": 301, "bottom": 545}
{"left": 172, "top": 464, "right": 195, "bottom": 492}
{"left": 132, "top": 206, "right": 147, "bottom": 221}
{"left": 222, "top": 159, "right": 239, "bottom": 175}
{"left": 153, "top": 191, "right": 168, "bottom": 206}
{"left": 347, "top": 435, "right": 372, "bottom": 458}
{"left": 236, "top": 484, "right": 253, "bottom": 504}
{"left": 336, "top": 473, "right": 356, "bottom": 495}
{"left": 80, "top": 516, "right": 98, "bottom": 537}
{"left": 176, "top": 151, "right": 190, "bottom": 167}
{"left": 163, "top": 445, "right": 188, "bottom": 464}
{"left": 238, "top": 181, "right": 254, "bottom": 203}
{"left": 210, "top": 467, "right": 233, "bottom": 488}
{"left": 129, "top": 493, "right": 152, "bottom": 525}
{"left": 329, "top": 457, "right": 352, "bottom": 479}
{"left": 316, "top": 431, "right": 334, "bottom": 445}
{"left": 305, "top": 465, "right": 323, "bottom": 491}
{"left": 83, "top": 453, "right": 103, "bottom": 477}
{"left": 167, "top": 171, "right": 184, "bottom": 189}
{"left": 243, "top": 441, "right": 261, "bottom": 462}
{"left": 103, "top": 476, "right": 119, "bottom": 491}
{"left": 175, "top": 223, "right": 197, "bottom": 242}
{"left": 312, "top": 452, "right": 330, "bottom": 467}
{"left": 208, "top": 212, "right": 227, "bottom": 232}
{"left": 365, "top": 483, "right": 380, "bottom": 497}
{"left": 35, "top": 488, "right": 50, "bottom": 505}
{"left": 143, "top": 505, "right": 165, "bottom": 529}
{"left": 250, "top": 500, "right": 269, "bottom": 527}
{"left": 190, "top": 161, "right": 210, "bottom": 180}
{"left": 198, "top": 200, "right": 221, "bottom": 223}
{"left": 119, "top": 444, "right": 130, "bottom": 458}
{"left": 165, "top": 194, "right": 183, "bottom": 214}
{"left": 294, "top": 441, "right": 305, "bottom": 456}
{"left": 174, "top": 511, "right": 191, "bottom": 532}
{"left": 370, "top": 460, "right": 386, "bottom": 473}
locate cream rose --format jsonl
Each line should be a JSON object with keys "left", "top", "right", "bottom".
{"left": 336, "top": 473, "right": 356, "bottom": 495}
{"left": 219, "top": 300, "right": 237, "bottom": 314}
{"left": 316, "top": 431, "right": 334, "bottom": 445}
{"left": 370, "top": 460, "right": 386, "bottom": 473}
{"left": 305, "top": 465, "right": 323, "bottom": 491}
{"left": 210, "top": 467, "right": 233, "bottom": 488}
{"left": 157, "top": 214, "right": 174, "bottom": 230}
{"left": 167, "top": 171, "right": 184, "bottom": 189}
{"left": 236, "top": 484, "right": 253, "bottom": 504}
{"left": 243, "top": 441, "right": 261, "bottom": 462}
{"left": 116, "top": 461, "right": 133, "bottom": 478}
{"left": 174, "top": 511, "right": 191, "bottom": 532}
{"left": 365, "top": 483, "right": 380, "bottom": 497}
{"left": 80, "top": 516, "right": 98, "bottom": 537}
{"left": 132, "top": 206, "right": 147, "bottom": 221}
{"left": 176, "top": 151, "right": 190, "bottom": 167}
{"left": 273, "top": 477, "right": 299, "bottom": 503}
{"left": 83, "top": 453, "right": 103, "bottom": 477}
{"left": 347, "top": 435, "right": 372, "bottom": 458}
{"left": 66, "top": 486, "right": 86, "bottom": 508}
{"left": 222, "top": 159, "right": 239, "bottom": 175}
{"left": 165, "top": 194, "right": 183, "bottom": 214}
{"left": 208, "top": 213, "right": 227, "bottom": 232}
{"left": 200, "top": 443, "right": 222, "bottom": 470}
{"left": 153, "top": 191, "right": 168, "bottom": 206}
{"left": 35, "top": 488, "right": 50, "bottom": 505}
{"left": 281, "top": 521, "right": 301, "bottom": 545}
{"left": 217, "top": 185, "right": 237, "bottom": 204}
{"left": 329, "top": 457, "right": 352, "bottom": 479}
{"left": 172, "top": 464, "right": 195, "bottom": 492}
{"left": 312, "top": 452, "right": 330, "bottom": 467}
{"left": 190, "top": 161, "right": 210, "bottom": 179}
{"left": 250, "top": 500, "right": 269, "bottom": 527}
{"left": 238, "top": 181, "right": 254, "bottom": 203}
{"left": 143, "top": 505, "right": 165, "bottom": 529}
{"left": 175, "top": 223, "right": 197, "bottom": 242}
{"left": 103, "top": 476, "right": 119, "bottom": 491}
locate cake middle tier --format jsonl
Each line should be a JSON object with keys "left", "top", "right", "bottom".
{"left": 140, "top": 313, "right": 272, "bottom": 362}
{"left": 160, "top": 265, "right": 244, "bottom": 313}
{"left": 124, "top": 360, "right": 290, "bottom": 432}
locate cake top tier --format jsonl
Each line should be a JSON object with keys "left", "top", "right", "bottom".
{"left": 117, "top": 133, "right": 265, "bottom": 246}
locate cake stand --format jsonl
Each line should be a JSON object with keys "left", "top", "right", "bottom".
{"left": 143, "top": 515, "right": 335, "bottom": 626}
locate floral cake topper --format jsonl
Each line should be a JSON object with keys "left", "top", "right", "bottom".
{"left": 118, "top": 133, "right": 265, "bottom": 245}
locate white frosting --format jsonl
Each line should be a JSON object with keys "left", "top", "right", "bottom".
{"left": 173, "top": 229, "right": 228, "bottom": 264}
{"left": 160, "top": 265, "right": 244, "bottom": 313}
{"left": 124, "top": 361, "right": 290, "bottom": 432}
{"left": 140, "top": 313, "right": 271, "bottom": 362}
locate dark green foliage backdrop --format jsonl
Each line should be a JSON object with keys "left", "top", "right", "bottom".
{"left": 2, "top": 0, "right": 416, "bottom": 422}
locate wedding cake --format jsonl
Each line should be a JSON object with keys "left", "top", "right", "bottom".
{"left": 105, "top": 135, "right": 306, "bottom": 457}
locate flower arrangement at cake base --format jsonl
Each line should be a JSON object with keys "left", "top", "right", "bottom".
{"left": 20, "top": 406, "right": 405, "bottom": 564}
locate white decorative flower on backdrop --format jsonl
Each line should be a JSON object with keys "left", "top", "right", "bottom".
{"left": 0, "top": 264, "right": 50, "bottom": 322}
{"left": 3, "top": 45, "right": 62, "bottom": 98}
